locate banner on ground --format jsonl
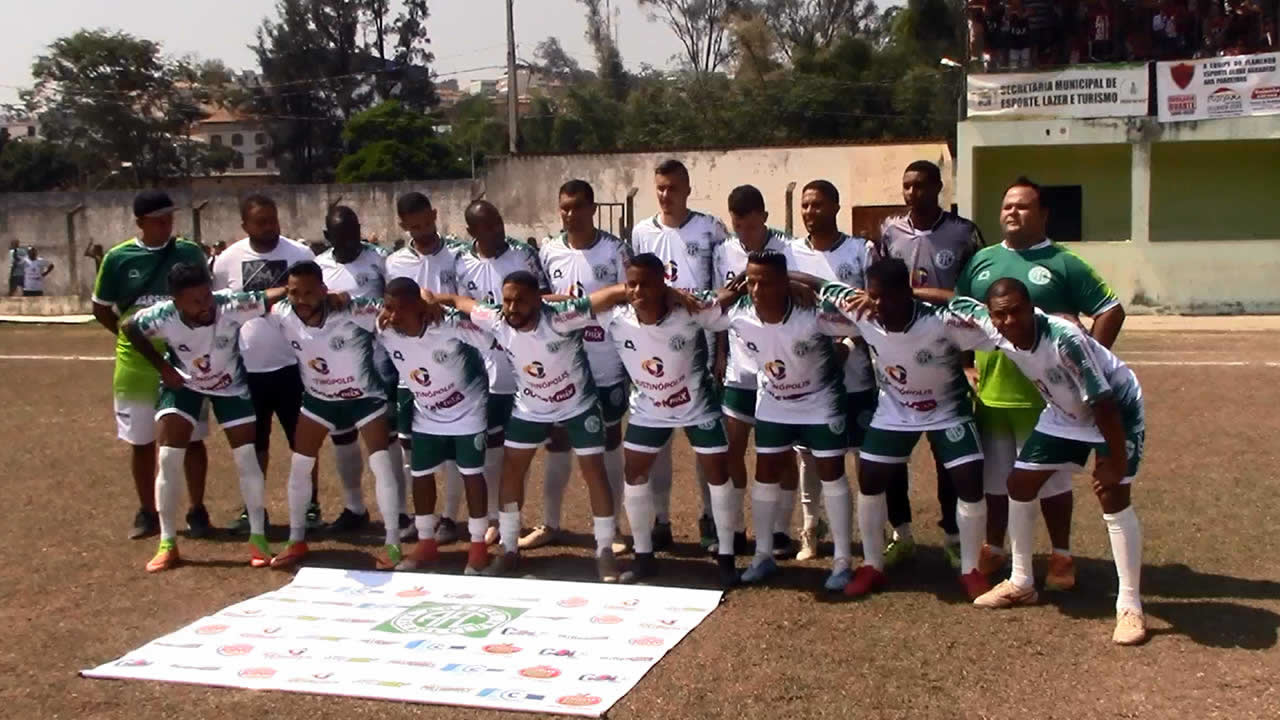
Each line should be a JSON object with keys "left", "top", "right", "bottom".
{"left": 82, "top": 567, "right": 721, "bottom": 717}
{"left": 967, "top": 64, "right": 1149, "bottom": 119}
{"left": 1157, "top": 52, "right": 1280, "bottom": 122}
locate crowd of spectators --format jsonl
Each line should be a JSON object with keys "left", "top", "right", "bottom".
{"left": 967, "top": 0, "right": 1279, "bottom": 71}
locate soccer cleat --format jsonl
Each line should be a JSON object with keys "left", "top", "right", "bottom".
{"left": 843, "top": 565, "right": 888, "bottom": 598}
{"left": 651, "top": 520, "right": 674, "bottom": 552}
{"left": 327, "top": 508, "right": 370, "bottom": 534}
{"left": 699, "top": 515, "right": 717, "bottom": 553}
{"left": 1113, "top": 609, "right": 1147, "bottom": 646}
{"left": 146, "top": 540, "right": 180, "bottom": 573}
{"left": 978, "top": 544, "right": 1007, "bottom": 576}
{"left": 796, "top": 527, "right": 820, "bottom": 561}
{"left": 732, "top": 531, "right": 750, "bottom": 556}
{"left": 248, "top": 534, "right": 272, "bottom": 568}
{"left": 1045, "top": 552, "right": 1077, "bottom": 591}
{"left": 943, "top": 541, "right": 962, "bottom": 572}
{"left": 305, "top": 502, "right": 323, "bottom": 530}
{"left": 771, "top": 532, "right": 795, "bottom": 559}
{"left": 627, "top": 552, "right": 657, "bottom": 583}
{"left": 960, "top": 569, "right": 993, "bottom": 600}
{"left": 434, "top": 517, "right": 459, "bottom": 545}
{"left": 185, "top": 505, "right": 214, "bottom": 539}
{"left": 597, "top": 547, "right": 622, "bottom": 583}
{"left": 973, "top": 580, "right": 1038, "bottom": 609}
{"left": 484, "top": 523, "right": 500, "bottom": 546}
{"left": 464, "top": 541, "right": 489, "bottom": 575}
{"left": 611, "top": 538, "right": 630, "bottom": 555}
{"left": 483, "top": 551, "right": 520, "bottom": 577}
{"left": 229, "top": 506, "right": 251, "bottom": 535}
{"left": 717, "top": 555, "right": 739, "bottom": 590}
{"left": 518, "top": 524, "right": 563, "bottom": 550}
{"left": 375, "top": 544, "right": 404, "bottom": 570}
{"left": 270, "top": 541, "right": 309, "bottom": 569}
{"left": 824, "top": 560, "right": 854, "bottom": 592}
{"left": 395, "top": 539, "right": 440, "bottom": 571}
{"left": 130, "top": 508, "right": 159, "bottom": 540}
{"left": 398, "top": 514, "right": 417, "bottom": 542}
{"left": 883, "top": 537, "right": 917, "bottom": 570}
{"left": 739, "top": 556, "right": 780, "bottom": 585}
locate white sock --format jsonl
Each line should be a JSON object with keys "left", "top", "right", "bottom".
{"left": 592, "top": 515, "right": 616, "bottom": 556}
{"left": 709, "top": 482, "right": 737, "bottom": 557}
{"left": 415, "top": 513, "right": 439, "bottom": 541}
{"left": 650, "top": 441, "right": 673, "bottom": 522}
{"left": 623, "top": 482, "right": 655, "bottom": 554}
{"left": 386, "top": 441, "right": 407, "bottom": 517}
{"left": 1008, "top": 498, "right": 1037, "bottom": 590}
{"left": 605, "top": 446, "right": 625, "bottom": 526}
{"left": 732, "top": 486, "right": 746, "bottom": 532}
{"left": 442, "top": 461, "right": 463, "bottom": 523}
{"left": 499, "top": 502, "right": 520, "bottom": 553}
{"left": 333, "top": 441, "right": 365, "bottom": 513}
{"left": 368, "top": 450, "right": 401, "bottom": 546}
{"left": 287, "top": 453, "right": 316, "bottom": 542}
{"left": 468, "top": 516, "right": 488, "bottom": 543}
{"left": 155, "top": 446, "right": 186, "bottom": 541}
{"left": 1104, "top": 506, "right": 1143, "bottom": 613}
{"left": 542, "top": 450, "right": 571, "bottom": 528}
{"left": 893, "top": 523, "right": 914, "bottom": 542}
{"left": 484, "top": 446, "right": 503, "bottom": 521}
{"left": 774, "top": 488, "right": 796, "bottom": 535}
{"left": 857, "top": 492, "right": 888, "bottom": 571}
{"left": 751, "top": 482, "right": 780, "bottom": 561}
{"left": 696, "top": 460, "right": 712, "bottom": 520}
{"left": 232, "top": 444, "right": 267, "bottom": 536}
{"left": 822, "top": 477, "right": 853, "bottom": 563}
{"left": 799, "top": 455, "right": 822, "bottom": 531}
{"left": 956, "top": 498, "right": 987, "bottom": 574}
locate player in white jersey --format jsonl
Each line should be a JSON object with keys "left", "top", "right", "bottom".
{"left": 629, "top": 159, "right": 728, "bottom": 552}
{"left": 952, "top": 282, "right": 1147, "bottom": 645}
{"left": 713, "top": 185, "right": 798, "bottom": 558}
{"left": 453, "top": 200, "right": 549, "bottom": 547}
{"left": 377, "top": 277, "right": 494, "bottom": 575}
{"left": 266, "top": 261, "right": 405, "bottom": 570}
{"left": 316, "top": 206, "right": 412, "bottom": 541}
{"left": 701, "top": 250, "right": 861, "bottom": 591}
{"left": 430, "top": 271, "right": 624, "bottom": 583}
{"left": 816, "top": 259, "right": 993, "bottom": 600}
{"left": 124, "top": 263, "right": 297, "bottom": 572}
{"left": 524, "top": 180, "right": 631, "bottom": 553}
{"left": 787, "top": 179, "right": 878, "bottom": 561}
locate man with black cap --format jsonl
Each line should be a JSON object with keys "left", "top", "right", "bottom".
{"left": 92, "top": 190, "right": 213, "bottom": 540}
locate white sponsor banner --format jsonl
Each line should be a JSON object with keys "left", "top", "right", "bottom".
{"left": 1157, "top": 52, "right": 1280, "bottom": 122}
{"left": 82, "top": 567, "right": 721, "bottom": 717}
{"left": 967, "top": 64, "right": 1149, "bottom": 119}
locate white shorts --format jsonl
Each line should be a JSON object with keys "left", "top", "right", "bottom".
{"left": 114, "top": 396, "right": 209, "bottom": 446}
{"left": 980, "top": 423, "right": 1072, "bottom": 498}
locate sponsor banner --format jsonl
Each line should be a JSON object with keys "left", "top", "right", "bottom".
{"left": 967, "top": 64, "right": 1149, "bottom": 119}
{"left": 1157, "top": 52, "right": 1280, "bottom": 122}
{"left": 81, "top": 567, "right": 721, "bottom": 717}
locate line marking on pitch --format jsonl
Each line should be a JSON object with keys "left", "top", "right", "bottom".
{"left": 1127, "top": 360, "right": 1251, "bottom": 366}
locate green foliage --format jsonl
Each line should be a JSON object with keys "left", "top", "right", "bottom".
{"left": 335, "top": 100, "right": 459, "bottom": 182}
{"left": 0, "top": 131, "right": 78, "bottom": 192}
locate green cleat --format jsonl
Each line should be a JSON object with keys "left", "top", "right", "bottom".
{"left": 248, "top": 534, "right": 271, "bottom": 568}
{"left": 943, "top": 541, "right": 962, "bottom": 572}
{"left": 883, "top": 537, "right": 917, "bottom": 570}
{"left": 376, "top": 544, "right": 404, "bottom": 570}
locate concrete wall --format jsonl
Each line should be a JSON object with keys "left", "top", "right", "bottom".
{"left": 1150, "top": 139, "right": 1280, "bottom": 243}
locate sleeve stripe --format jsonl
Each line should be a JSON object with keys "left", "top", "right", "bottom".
{"left": 91, "top": 296, "right": 113, "bottom": 307}
{"left": 1090, "top": 298, "right": 1121, "bottom": 317}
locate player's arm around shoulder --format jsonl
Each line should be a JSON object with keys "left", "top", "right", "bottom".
{"left": 122, "top": 303, "right": 183, "bottom": 388}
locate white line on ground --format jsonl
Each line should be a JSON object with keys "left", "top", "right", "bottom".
{"left": 0, "top": 354, "right": 113, "bottom": 361}
{"left": 1126, "top": 360, "right": 1250, "bottom": 366}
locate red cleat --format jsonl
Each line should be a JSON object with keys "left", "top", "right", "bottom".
{"left": 960, "top": 569, "right": 992, "bottom": 600}
{"left": 396, "top": 539, "right": 440, "bottom": 570}
{"left": 843, "top": 565, "right": 888, "bottom": 598}
{"left": 465, "top": 541, "right": 489, "bottom": 575}
{"left": 270, "top": 542, "right": 309, "bottom": 569}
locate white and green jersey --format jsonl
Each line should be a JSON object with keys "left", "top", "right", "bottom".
{"left": 601, "top": 299, "right": 722, "bottom": 428}
{"left": 949, "top": 297, "right": 1144, "bottom": 442}
{"left": 705, "top": 295, "right": 857, "bottom": 425}
{"left": 318, "top": 244, "right": 394, "bottom": 381}
{"left": 630, "top": 210, "right": 728, "bottom": 292}
{"left": 385, "top": 236, "right": 464, "bottom": 293}
{"left": 271, "top": 297, "right": 384, "bottom": 401}
{"left": 454, "top": 237, "right": 549, "bottom": 396}
{"left": 132, "top": 290, "right": 267, "bottom": 397}
{"left": 712, "top": 229, "right": 794, "bottom": 390}
{"left": 377, "top": 308, "right": 491, "bottom": 435}
{"left": 467, "top": 298, "right": 597, "bottom": 423}
{"left": 789, "top": 233, "right": 877, "bottom": 393}
{"left": 539, "top": 229, "right": 633, "bottom": 387}
{"left": 822, "top": 284, "right": 990, "bottom": 431}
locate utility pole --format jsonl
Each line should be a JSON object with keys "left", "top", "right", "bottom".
{"left": 505, "top": 0, "right": 518, "bottom": 154}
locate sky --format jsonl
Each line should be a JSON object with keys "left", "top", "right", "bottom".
{"left": 0, "top": 0, "right": 903, "bottom": 104}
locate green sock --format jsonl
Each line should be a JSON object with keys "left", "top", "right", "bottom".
{"left": 156, "top": 538, "right": 176, "bottom": 552}
{"left": 249, "top": 534, "right": 270, "bottom": 553}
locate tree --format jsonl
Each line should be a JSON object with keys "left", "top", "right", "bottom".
{"left": 335, "top": 100, "right": 458, "bottom": 182}
{"left": 358, "top": 0, "right": 439, "bottom": 110}
{"left": 0, "top": 130, "right": 78, "bottom": 192}
{"left": 446, "top": 94, "right": 507, "bottom": 174}
{"left": 533, "top": 37, "right": 590, "bottom": 83}
{"left": 581, "top": 0, "right": 631, "bottom": 101}
{"left": 637, "top": 0, "right": 735, "bottom": 75}
{"left": 757, "top": 0, "right": 879, "bottom": 59}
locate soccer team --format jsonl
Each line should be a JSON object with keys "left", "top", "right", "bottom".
{"left": 94, "top": 158, "right": 1148, "bottom": 645}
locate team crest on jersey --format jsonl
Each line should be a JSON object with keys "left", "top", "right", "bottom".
{"left": 583, "top": 414, "right": 602, "bottom": 433}
{"left": 329, "top": 336, "right": 346, "bottom": 352}
{"left": 128, "top": 269, "right": 142, "bottom": 280}
{"left": 1045, "top": 367, "right": 1066, "bottom": 385}
{"left": 1028, "top": 266, "right": 1052, "bottom": 286}
{"left": 885, "top": 365, "right": 907, "bottom": 384}
{"left": 684, "top": 241, "right": 700, "bottom": 258}
{"left": 433, "top": 349, "right": 450, "bottom": 364}
{"left": 309, "top": 357, "right": 330, "bottom": 375}
{"left": 355, "top": 272, "right": 371, "bottom": 287}
{"left": 668, "top": 335, "right": 686, "bottom": 352}
{"left": 524, "top": 361, "right": 545, "bottom": 379}
{"left": 934, "top": 250, "right": 956, "bottom": 270}
{"left": 764, "top": 360, "right": 786, "bottom": 380}
{"left": 914, "top": 349, "right": 935, "bottom": 366}
{"left": 215, "top": 335, "right": 232, "bottom": 350}
{"left": 474, "top": 434, "right": 487, "bottom": 452}
{"left": 193, "top": 355, "right": 213, "bottom": 374}
{"left": 836, "top": 263, "right": 856, "bottom": 282}
{"left": 945, "top": 425, "right": 967, "bottom": 443}
{"left": 546, "top": 340, "right": 565, "bottom": 354}
{"left": 411, "top": 368, "right": 431, "bottom": 386}
{"left": 792, "top": 340, "right": 811, "bottom": 357}
{"left": 623, "top": 340, "right": 637, "bottom": 351}
{"left": 976, "top": 270, "right": 991, "bottom": 282}
{"left": 642, "top": 357, "right": 664, "bottom": 377}
{"left": 592, "top": 264, "right": 611, "bottom": 281}
{"left": 828, "top": 417, "right": 847, "bottom": 435}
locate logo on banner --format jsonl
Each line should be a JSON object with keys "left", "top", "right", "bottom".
{"left": 557, "top": 597, "right": 588, "bottom": 608}
{"left": 1207, "top": 87, "right": 1243, "bottom": 117}
{"left": 1170, "top": 62, "right": 1195, "bottom": 90}
{"left": 375, "top": 602, "right": 529, "bottom": 638}
{"left": 519, "top": 665, "right": 561, "bottom": 679}
{"left": 558, "top": 694, "right": 603, "bottom": 707}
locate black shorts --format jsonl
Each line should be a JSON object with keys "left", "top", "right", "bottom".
{"left": 8, "top": 277, "right": 21, "bottom": 294}
{"left": 22, "top": 289, "right": 43, "bottom": 297}
{"left": 247, "top": 364, "right": 305, "bottom": 451}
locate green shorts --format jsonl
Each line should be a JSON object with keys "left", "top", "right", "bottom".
{"left": 157, "top": 386, "right": 255, "bottom": 430}
{"left": 597, "top": 382, "right": 629, "bottom": 427}
{"left": 721, "top": 386, "right": 756, "bottom": 424}
{"left": 411, "top": 431, "right": 487, "bottom": 475}
{"left": 755, "top": 418, "right": 846, "bottom": 458}
{"left": 396, "top": 386, "right": 414, "bottom": 439}
{"left": 301, "top": 393, "right": 387, "bottom": 434}
{"left": 505, "top": 405, "right": 605, "bottom": 455}
{"left": 486, "top": 393, "right": 515, "bottom": 434}
{"left": 1016, "top": 427, "right": 1144, "bottom": 483}
{"left": 859, "top": 421, "right": 983, "bottom": 468}
{"left": 624, "top": 418, "right": 728, "bottom": 454}
{"left": 845, "top": 389, "right": 878, "bottom": 449}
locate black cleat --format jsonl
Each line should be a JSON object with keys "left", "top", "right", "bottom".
{"left": 305, "top": 503, "right": 323, "bottom": 530}
{"left": 130, "top": 508, "right": 159, "bottom": 540}
{"left": 327, "top": 508, "right": 370, "bottom": 534}
{"left": 733, "top": 531, "right": 750, "bottom": 556}
{"left": 699, "top": 515, "right": 717, "bottom": 553}
{"left": 229, "top": 506, "right": 251, "bottom": 535}
{"left": 771, "top": 532, "right": 795, "bottom": 559}
{"left": 651, "top": 520, "right": 674, "bottom": 552}
{"left": 398, "top": 513, "right": 417, "bottom": 542}
{"left": 185, "top": 505, "right": 214, "bottom": 539}
{"left": 717, "top": 554, "right": 739, "bottom": 590}
{"left": 627, "top": 551, "right": 657, "bottom": 583}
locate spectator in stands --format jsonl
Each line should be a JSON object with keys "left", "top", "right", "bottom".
{"left": 986, "top": 1, "right": 1009, "bottom": 69}
{"left": 967, "top": 1, "right": 990, "bottom": 69}
{"left": 1007, "top": 0, "right": 1033, "bottom": 68}
{"left": 1086, "top": 0, "right": 1118, "bottom": 61}
{"left": 1153, "top": 0, "right": 1194, "bottom": 59}
{"left": 8, "top": 240, "right": 26, "bottom": 297}
{"left": 1025, "top": 0, "right": 1057, "bottom": 65}
{"left": 1264, "top": 15, "right": 1277, "bottom": 50}
{"left": 1224, "top": 0, "right": 1264, "bottom": 54}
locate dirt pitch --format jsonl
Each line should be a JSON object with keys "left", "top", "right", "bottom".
{"left": 1, "top": 322, "right": 1278, "bottom": 720}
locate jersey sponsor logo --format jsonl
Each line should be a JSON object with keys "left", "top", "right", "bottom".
{"left": 944, "top": 425, "right": 967, "bottom": 443}
{"left": 193, "top": 354, "right": 213, "bottom": 374}
{"left": 329, "top": 336, "right": 346, "bottom": 351}
{"left": 914, "top": 349, "right": 935, "bottom": 366}
{"left": 583, "top": 414, "right": 602, "bottom": 433}
{"left": 336, "top": 387, "right": 364, "bottom": 400}
{"left": 552, "top": 268, "right": 564, "bottom": 279}
{"left": 904, "top": 398, "right": 937, "bottom": 412}
{"left": 1027, "top": 266, "right": 1052, "bottom": 286}
{"left": 668, "top": 335, "right": 686, "bottom": 352}
{"left": 431, "top": 391, "right": 466, "bottom": 411}
{"left": 976, "top": 270, "right": 991, "bottom": 282}
{"left": 583, "top": 326, "right": 605, "bottom": 342}
{"left": 884, "top": 365, "right": 907, "bottom": 384}
{"left": 570, "top": 281, "right": 586, "bottom": 299}
{"left": 309, "top": 357, "right": 331, "bottom": 375}
{"left": 764, "top": 360, "right": 787, "bottom": 380}
{"left": 664, "top": 260, "right": 679, "bottom": 282}
{"left": 642, "top": 357, "right": 665, "bottom": 377}
{"left": 524, "top": 361, "right": 545, "bottom": 379}
{"left": 411, "top": 368, "right": 431, "bottom": 386}
{"left": 934, "top": 250, "right": 956, "bottom": 269}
